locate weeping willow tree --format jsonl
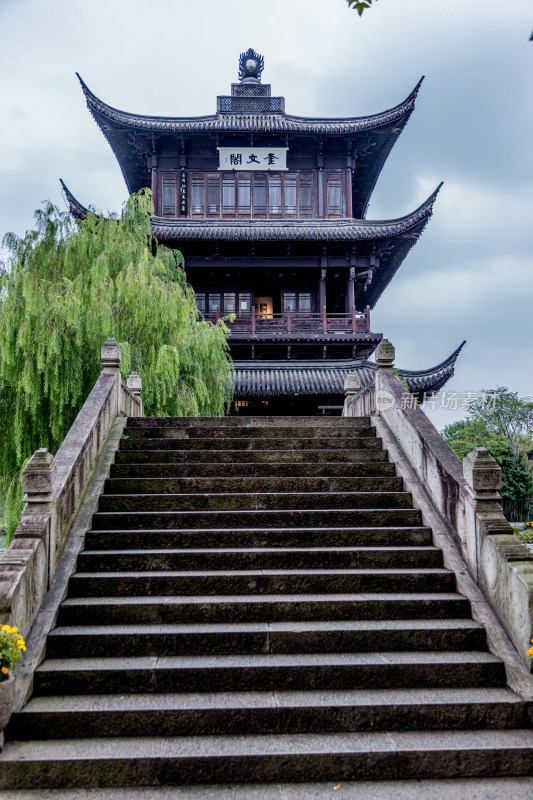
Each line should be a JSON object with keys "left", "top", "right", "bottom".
{"left": 0, "top": 191, "right": 233, "bottom": 540}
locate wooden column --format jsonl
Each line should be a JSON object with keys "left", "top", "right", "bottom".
{"left": 347, "top": 266, "right": 355, "bottom": 315}
{"left": 345, "top": 168, "right": 353, "bottom": 218}
{"left": 149, "top": 155, "right": 158, "bottom": 215}
{"left": 318, "top": 261, "right": 327, "bottom": 317}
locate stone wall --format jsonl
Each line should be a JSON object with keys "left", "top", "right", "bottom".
{"left": 0, "top": 340, "right": 143, "bottom": 638}
{"left": 343, "top": 340, "right": 533, "bottom": 668}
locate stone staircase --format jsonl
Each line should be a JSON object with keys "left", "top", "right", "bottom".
{"left": 1, "top": 415, "right": 532, "bottom": 791}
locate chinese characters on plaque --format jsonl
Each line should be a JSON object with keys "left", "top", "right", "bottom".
{"left": 217, "top": 147, "right": 288, "bottom": 171}
{"left": 179, "top": 169, "right": 187, "bottom": 216}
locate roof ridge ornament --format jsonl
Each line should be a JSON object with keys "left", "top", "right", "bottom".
{"left": 238, "top": 49, "right": 264, "bottom": 83}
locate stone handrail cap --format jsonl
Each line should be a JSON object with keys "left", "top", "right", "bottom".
{"left": 100, "top": 338, "right": 122, "bottom": 369}
{"left": 463, "top": 446, "right": 502, "bottom": 493}
{"left": 126, "top": 371, "right": 143, "bottom": 395}
{"left": 344, "top": 373, "right": 361, "bottom": 395}
{"left": 376, "top": 338, "right": 395, "bottom": 368}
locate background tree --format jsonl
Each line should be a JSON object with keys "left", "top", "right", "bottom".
{"left": 0, "top": 191, "right": 233, "bottom": 541}
{"left": 441, "top": 388, "right": 533, "bottom": 520}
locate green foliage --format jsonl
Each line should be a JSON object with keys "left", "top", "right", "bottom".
{"left": 441, "top": 417, "right": 533, "bottom": 511}
{"left": 0, "top": 191, "right": 233, "bottom": 541}
{"left": 346, "top": 0, "right": 378, "bottom": 15}
{"left": 465, "top": 387, "right": 533, "bottom": 453}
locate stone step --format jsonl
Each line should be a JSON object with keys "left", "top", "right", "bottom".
{"left": 119, "top": 437, "right": 384, "bottom": 451}
{"left": 33, "top": 651, "right": 508, "bottom": 696}
{"left": 5, "top": 778, "right": 533, "bottom": 800}
{"left": 110, "top": 461, "right": 399, "bottom": 479}
{"left": 97, "top": 491, "right": 415, "bottom": 513}
{"left": 45, "top": 619, "right": 486, "bottom": 659}
{"left": 84, "top": 526, "right": 435, "bottom": 550}
{"left": 113, "top": 449, "right": 391, "bottom": 464}
{"left": 104, "top": 476, "right": 405, "bottom": 495}
{"left": 9, "top": 688, "right": 525, "bottom": 740}
{"left": 1, "top": 729, "right": 532, "bottom": 788}
{"left": 57, "top": 593, "right": 472, "bottom": 626}
{"left": 124, "top": 425, "right": 375, "bottom": 440}
{"left": 90, "top": 508, "right": 424, "bottom": 530}
{"left": 127, "top": 416, "right": 372, "bottom": 429}
{"left": 68, "top": 568, "right": 456, "bottom": 597}
{"left": 76, "top": 546, "right": 443, "bottom": 573}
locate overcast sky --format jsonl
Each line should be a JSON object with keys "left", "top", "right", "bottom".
{"left": 1, "top": 0, "right": 532, "bottom": 427}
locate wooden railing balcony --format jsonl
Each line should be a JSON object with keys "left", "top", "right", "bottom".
{"left": 205, "top": 307, "right": 371, "bottom": 335}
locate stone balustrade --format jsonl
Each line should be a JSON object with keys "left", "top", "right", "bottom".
{"left": 344, "top": 339, "right": 533, "bottom": 668}
{"left": 0, "top": 339, "right": 143, "bottom": 638}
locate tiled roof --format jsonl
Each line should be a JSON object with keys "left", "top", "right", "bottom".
{"left": 77, "top": 74, "right": 422, "bottom": 135}
{"left": 233, "top": 344, "right": 465, "bottom": 398}
{"left": 151, "top": 189, "right": 439, "bottom": 242}
{"left": 60, "top": 180, "right": 440, "bottom": 310}
{"left": 77, "top": 74, "right": 423, "bottom": 218}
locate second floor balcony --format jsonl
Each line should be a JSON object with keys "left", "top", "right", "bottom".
{"left": 205, "top": 307, "right": 371, "bottom": 337}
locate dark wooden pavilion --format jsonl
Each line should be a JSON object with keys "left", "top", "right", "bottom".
{"left": 64, "top": 49, "right": 464, "bottom": 414}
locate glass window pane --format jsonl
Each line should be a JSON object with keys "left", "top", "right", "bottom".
{"left": 327, "top": 177, "right": 342, "bottom": 213}
{"left": 191, "top": 177, "right": 204, "bottom": 214}
{"left": 299, "top": 293, "right": 311, "bottom": 313}
{"left": 238, "top": 177, "right": 251, "bottom": 213}
{"left": 283, "top": 292, "right": 297, "bottom": 312}
{"left": 239, "top": 293, "right": 251, "bottom": 313}
{"left": 268, "top": 175, "right": 282, "bottom": 215}
{"left": 209, "top": 294, "right": 221, "bottom": 313}
{"left": 207, "top": 177, "right": 220, "bottom": 214}
{"left": 300, "top": 179, "right": 312, "bottom": 215}
{"left": 284, "top": 177, "right": 297, "bottom": 214}
{"left": 162, "top": 175, "right": 176, "bottom": 216}
{"left": 195, "top": 293, "right": 206, "bottom": 313}
{"left": 222, "top": 176, "right": 236, "bottom": 212}
{"left": 223, "top": 293, "right": 236, "bottom": 313}
{"left": 253, "top": 176, "right": 267, "bottom": 214}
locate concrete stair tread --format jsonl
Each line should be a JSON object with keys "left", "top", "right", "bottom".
{"left": 20, "top": 687, "right": 523, "bottom": 714}
{"left": 36, "top": 650, "right": 504, "bottom": 673}
{"left": 79, "top": 547, "right": 440, "bottom": 556}
{"left": 101, "top": 491, "right": 410, "bottom": 499}
{"left": 72, "top": 568, "right": 453, "bottom": 579}
{"left": 86, "top": 526, "right": 432, "bottom": 534}
{"left": 60, "top": 592, "right": 468, "bottom": 606}
{"left": 2, "top": 728, "right": 533, "bottom": 761}
{"left": 49, "top": 619, "right": 482, "bottom": 636}
{"left": 4, "top": 778, "right": 533, "bottom": 800}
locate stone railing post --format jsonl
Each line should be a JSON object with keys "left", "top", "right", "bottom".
{"left": 20, "top": 449, "right": 58, "bottom": 586}
{"left": 100, "top": 337, "right": 122, "bottom": 415}
{"left": 463, "top": 446, "right": 533, "bottom": 661}
{"left": 126, "top": 372, "right": 143, "bottom": 416}
{"left": 463, "top": 447, "right": 505, "bottom": 579}
{"left": 344, "top": 373, "right": 361, "bottom": 398}
{"left": 126, "top": 372, "right": 142, "bottom": 397}
{"left": 376, "top": 338, "right": 395, "bottom": 370}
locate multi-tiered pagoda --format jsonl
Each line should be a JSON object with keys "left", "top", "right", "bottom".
{"left": 63, "top": 49, "right": 464, "bottom": 415}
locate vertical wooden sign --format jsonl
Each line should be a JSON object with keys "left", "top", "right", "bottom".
{"left": 179, "top": 169, "right": 187, "bottom": 216}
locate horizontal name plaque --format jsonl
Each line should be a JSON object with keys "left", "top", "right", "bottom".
{"left": 217, "top": 147, "right": 288, "bottom": 171}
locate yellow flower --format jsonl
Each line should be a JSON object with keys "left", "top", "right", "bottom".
{"left": 528, "top": 647, "right": 533, "bottom": 657}
{"left": 10, "top": 627, "right": 18, "bottom": 634}
{"left": 1, "top": 625, "right": 11, "bottom": 633}
{"left": 1, "top": 667, "right": 8, "bottom": 675}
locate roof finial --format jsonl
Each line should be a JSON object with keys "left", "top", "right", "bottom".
{"left": 238, "top": 49, "right": 264, "bottom": 83}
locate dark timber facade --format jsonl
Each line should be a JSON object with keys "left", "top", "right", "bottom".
{"left": 65, "top": 50, "right": 464, "bottom": 414}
